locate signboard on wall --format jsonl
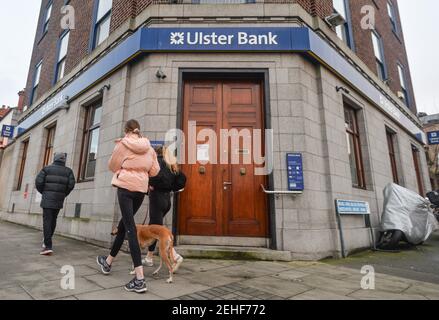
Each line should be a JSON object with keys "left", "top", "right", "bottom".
{"left": 335, "top": 199, "right": 371, "bottom": 215}
{"left": 1, "top": 125, "right": 15, "bottom": 138}
{"left": 286, "top": 153, "right": 304, "bottom": 191}
{"left": 427, "top": 131, "right": 439, "bottom": 145}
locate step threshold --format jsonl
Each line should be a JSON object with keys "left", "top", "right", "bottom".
{"left": 174, "top": 245, "right": 292, "bottom": 262}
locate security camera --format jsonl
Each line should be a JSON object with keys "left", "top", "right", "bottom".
{"left": 325, "top": 12, "right": 346, "bottom": 28}
{"left": 156, "top": 68, "right": 167, "bottom": 80}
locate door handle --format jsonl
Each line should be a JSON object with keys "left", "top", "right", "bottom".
{"left": 223, "top": 182, "right": 232, "bottom": 185}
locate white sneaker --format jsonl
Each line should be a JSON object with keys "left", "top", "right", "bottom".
{"left": 173, "top": 255, "right": 184, "bottom": 273}
{"left": 142, "top": 257, "right": 154, "bottom": 267}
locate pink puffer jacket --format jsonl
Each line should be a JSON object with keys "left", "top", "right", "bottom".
{"left": 109, "top": 133, "right": 160, "bottom": 193}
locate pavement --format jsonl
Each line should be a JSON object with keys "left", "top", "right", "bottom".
{"left": 1, "top": 220, "right": 439, "bottom": 300}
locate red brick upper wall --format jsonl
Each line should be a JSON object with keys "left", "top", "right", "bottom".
{"left": 349, "top": 0, "right": 416, "bottom": 112}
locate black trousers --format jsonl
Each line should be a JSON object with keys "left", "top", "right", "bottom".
{"left": 110, "top": 188, "right": 145, "bottom": 268}
{"left": 148, "top": 190, "right": 171, "bottom": 252}
{"left": 43, "top": 208, "right": 60, "bottom": 250}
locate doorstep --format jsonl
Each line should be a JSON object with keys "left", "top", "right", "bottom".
{"left": 174, "top": 245, "right": 292, "bottom": 262}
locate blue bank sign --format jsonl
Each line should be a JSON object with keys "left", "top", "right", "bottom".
{"left": 427, "top": 131, "right": 439, "bottom": 145}
{"left": 146, "top": 28, "right": 309, "bottom": 51}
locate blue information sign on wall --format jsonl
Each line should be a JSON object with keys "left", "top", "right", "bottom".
{"left": 150, "top": 141, "right": 165, "bottom": 149}
{"left": 427, "top": 131, "right": 439, "bottom": 145}
{"left": 286, "top": 153, "right": 304, "bottom": 191}
{"left": 335, "top": 199, "right": 371, "bottom": 215}
{"left": 1, "top": 125, "right": 15, "bottom": 138}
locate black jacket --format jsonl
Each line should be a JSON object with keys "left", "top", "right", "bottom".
{"left": 35, "top": 160, "right": 76, "bottom": 209}
{"left": 149, "top": 156, "right": 175, "bottom": 192}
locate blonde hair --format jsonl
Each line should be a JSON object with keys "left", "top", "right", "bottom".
{"left": 158, "top": 146, "right": 179, "bottom": 174}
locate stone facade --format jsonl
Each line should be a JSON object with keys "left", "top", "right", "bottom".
{"left": 0, "top": 48, "right": 428, "bottom": 259}
{"left": 0, "top": 2, "right": 427, "bottom": 260}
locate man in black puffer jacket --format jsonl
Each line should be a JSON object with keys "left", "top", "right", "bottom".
{"left": 35, "top": 153, "right": 75, "bottom": 255}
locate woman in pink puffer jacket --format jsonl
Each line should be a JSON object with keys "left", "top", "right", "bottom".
{"left": 96, "top": 119, "right": 160, "bottom": 294}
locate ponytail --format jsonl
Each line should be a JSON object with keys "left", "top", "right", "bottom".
{"left": 125, "top": 120, "right": 142, "bottom": 137}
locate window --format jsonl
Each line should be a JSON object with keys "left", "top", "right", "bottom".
{"left": 92, "top": 0, "right": 112, "bottom": 49}
{"left": 344, "top": 105, "right": 366, "bottom": 189}
{"left": 397, "top": 64, "right": 409, "bottom": 106}
{"left": 386, "top": 130, "right": 399, "bottom": 184}
{"left": 30, "top": 61, "right": 42, "bottom": 106}
{"left": 333, "top": 0, "right": 352, "bottom": 48}
{"left": 387, "top": 1, "right": 397, "bottom": 33}
{"left": 371, "top": 31, "right": 387, "bottom": 81}
{"left": 55, "top": 31, "right": 70, "bottom": 83}
{"left": 412, "top": 145, "right": 424, "bottom": 196}
{"left": 17, "top": 140, "right": 29, "bottom": 190}
{"left": 42, "top": 2, "right": 52, "bottom": 34}
{"left": 79, "top": 102, "right": 102, "bottom": 180}
{"left": 43, "top": 125, "right": 56, "bottom": 167}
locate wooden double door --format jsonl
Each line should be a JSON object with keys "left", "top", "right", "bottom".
{"left": 178, "top": 78, "right": 269, "bottom": 238}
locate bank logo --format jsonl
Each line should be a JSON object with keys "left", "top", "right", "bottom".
{"left": 170, "top": 32, "right": 185, "bottom": 45}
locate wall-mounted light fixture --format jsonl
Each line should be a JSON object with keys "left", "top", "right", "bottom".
{"left": 336, "top": 86, "right": 350, "bottom": 95}
{"left": 98, "top": 84, "right": 111, "bottom": 95}
{"left": 156, "top": 67, "right": 167, "bottom": 80}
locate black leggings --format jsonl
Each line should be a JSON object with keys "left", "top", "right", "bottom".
{"left": 148, "top": 190, "right": 171, "bottom": 252}
{"left": 110, "top": 188, "right": 145, "bottom": 268}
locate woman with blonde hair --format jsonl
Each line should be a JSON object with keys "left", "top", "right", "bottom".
{"left": 145, "top": 145, "right": 185, "bottom": 271}
{"left": 97, "top": 119, "right": 160, "bottom": 294}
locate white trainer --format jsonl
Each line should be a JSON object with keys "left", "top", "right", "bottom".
{"left": 173, "top": 255, "right": 184, "bottom": 273}
{"left": 143, "top": 257, "right": 154, "bottom": 267}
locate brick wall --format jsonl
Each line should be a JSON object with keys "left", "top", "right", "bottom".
{"left": 24, "top": 0, "right": 94, "bottom": 106}
{"left": 349, "top": 0, "right": 416, "bottom": 112}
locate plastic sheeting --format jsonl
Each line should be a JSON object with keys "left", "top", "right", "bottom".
{"left": 381, "top": 183, "right": 439, "bottom": 245}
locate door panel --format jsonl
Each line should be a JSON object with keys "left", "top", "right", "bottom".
{"left": 179, "top": 78, "right": 268, "bottom": 238}
{"left": 222, "top": 82, "right": 268, "bottom": 237}
{"left": 179, "top": 81, "right": 222, "bottom": 236}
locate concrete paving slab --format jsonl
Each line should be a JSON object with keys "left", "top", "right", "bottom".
{"left": 39, "top": 265, "right": 100, "bottom": 281}
{"left": 298, "top": 275, "right": 361, "bottom": 296}
{"left": 348, "top": 289, "right": 427, "bottom": 300}
{"left": 237, "top": 275, "right": 311, "bottom": 298}
{"left": 21, "top": 277, "right": 103, "bottom": 300}
{"left": 272, "top": 269, "right": 309, "bottom": 281}
{"left": 146, "top": 277, "right": 210, "bottom": 299}
{"left": 75, "top": 287, "right": 165, "bottom": 300}
{"left": 179, "top": 269, "right": 245, "bottom": 288}
{"left": 0, "top": 286, "right": 33, "bottom": 300}
{"left": 290, "top": 289, "right": 355, "bottom": 300}
{"left": 403, "top": 285, "right": 439, "bottom": 300}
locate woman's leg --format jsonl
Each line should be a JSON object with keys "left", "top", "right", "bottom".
{"left": 147, "top": 192, "right": 168, "bottom": 254}
{"left": 109, "top": 189, "right": 145, "bottom": 279}
{"left": 107, "top": 218, "right": 126, "bottom": 265}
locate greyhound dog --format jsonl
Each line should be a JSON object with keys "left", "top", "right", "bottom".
{"left": 111, "top": 224, "right": 176, "bottom": 283}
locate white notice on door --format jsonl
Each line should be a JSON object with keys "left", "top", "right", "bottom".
{"left": 197, "top": 144, "right": 210, "bottom": 162}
